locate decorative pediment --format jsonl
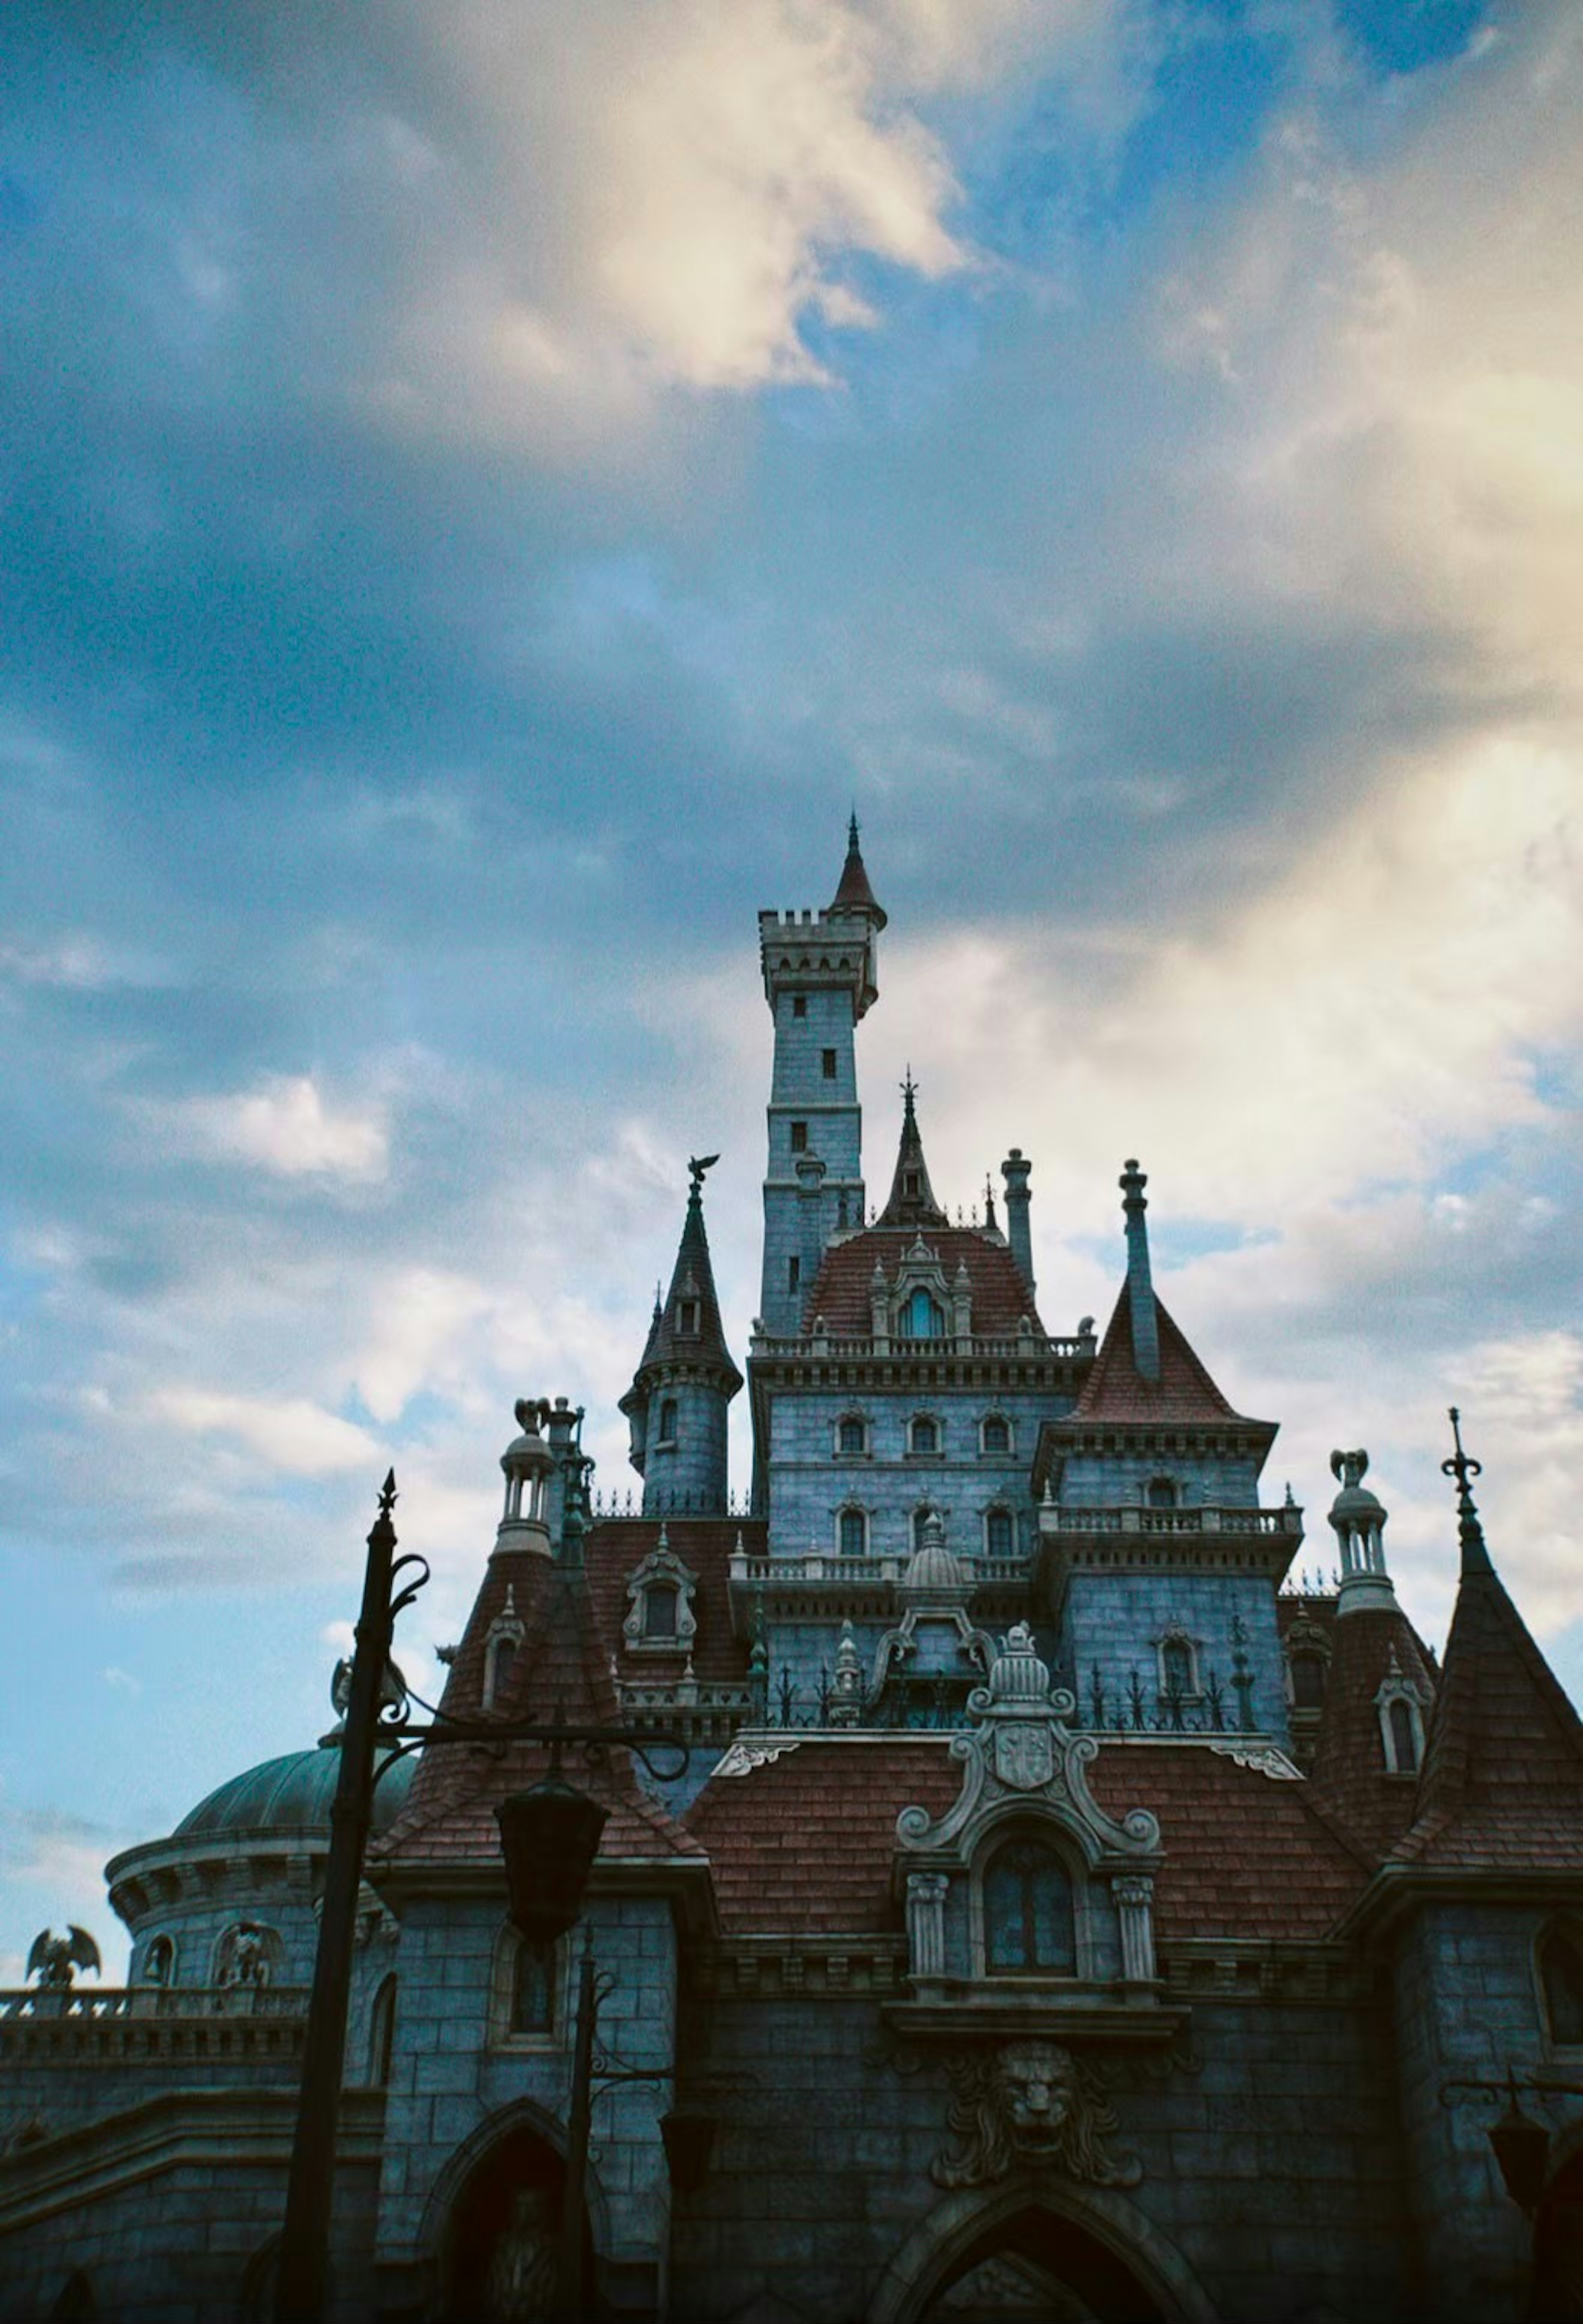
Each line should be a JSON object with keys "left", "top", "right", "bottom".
{"left": 622, "top": 1527, "right": 699, "bottom": 1654}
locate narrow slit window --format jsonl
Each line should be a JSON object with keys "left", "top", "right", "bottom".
{"left": 1388, "top": 1697, "right": 1419, "bottom": 1772}
{"left": 822, "top": 1049, "right": 837, "bottom": 1079}
{"left": 658, "top": 1398, "right": 678, "bottom": 1445}
{"left": 790, "top": 1121, "right": 808, "bottom": 1153}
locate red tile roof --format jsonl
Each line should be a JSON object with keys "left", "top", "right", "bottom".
{"left": 1392, "top": 1556, "right": 1583, "bottom": 1874}
{"left": 584, "top": 1517, "right": 761, "bottom": 1687}
{"left": 829, "top": 820, "right": 886, "bottom": 928}
{"left": 1066, "top": 1284, "right": 1273, "bottom": 1436}
{"left": 1306, "top": 1605, "right": 1439, "bottom": 1857}
{"left": 801, "top": 1227, "right": 1045, "bottom": 1340}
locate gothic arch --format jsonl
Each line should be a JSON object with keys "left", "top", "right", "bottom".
{"left": 416, "top": 2096, "right": 611, "bottom": 2291}
{"left": 866, "top": 2179, "right": 1218, "bottom": 2324}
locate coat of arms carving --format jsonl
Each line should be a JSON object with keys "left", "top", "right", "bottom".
{"left": 993, "top": 1723, "right": 1054, "bottom": 1792}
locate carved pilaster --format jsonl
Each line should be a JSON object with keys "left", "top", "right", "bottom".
{"left": 906, "top": 1872, "right": 950, "bottom": 1980}
{"left": 1112, "top": 1872, "right": 1156, "bottom": 1983}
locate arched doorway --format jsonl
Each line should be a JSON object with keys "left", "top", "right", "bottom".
{"left": 439, "top": 2121, "right": 594, "bottom": 2324}
{"left": 917, "top": 2203, "right": 1166, "bottom": 2324}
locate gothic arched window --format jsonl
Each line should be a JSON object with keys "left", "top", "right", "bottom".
{"left": 902, "top": 1290, "right": 945, "bottom": 1340}
{"left": 486, "top": 1633, "right": 519, "bottom": 1707}
{"left": 985, "top": 1509, "right": 1015, "bottom": 1559}
{"left": 143, "top": 1935, "right": 175, "bottom": 1988}
{"left": 512, "top": 1939, "right": 555, "bottom": 2035}
{"left": 839, "top": 1508, "right": 867, "bottom": 1558}
{"left": 983, "top": 1840, "right": 1077, "bottom": 1976}
{"left": 1541, "top": 1929, "right": 1583, "bottom": 2048}
{"left": 369, "top": 1974, "right": 397, "bottom": 2086}
{"left": 658, "top": 1399, "right": 678, "bottom": 1446}
{"left": 981, "top": 1415, "right": 1011, "bottom": 1455}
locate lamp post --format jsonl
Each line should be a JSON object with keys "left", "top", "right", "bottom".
{"left": 273, "top": 1474, "right": 683, "bottom": 2324}
{"left": 1440, "top": 2068, "right": 1583, "bottom": 2320}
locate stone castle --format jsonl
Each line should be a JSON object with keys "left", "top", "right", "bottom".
{"left": 5, "top": 825, "right": 1583, "bottom": 2322}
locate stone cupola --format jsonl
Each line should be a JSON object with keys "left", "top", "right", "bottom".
{"left": 496, "top": 1397, "right": 554, "bottom": 1559}
{"left": 1329, "top": 1447, "right": 1396, "bottom": 1613}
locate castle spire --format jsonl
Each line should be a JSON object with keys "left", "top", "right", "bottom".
{"left": 1442, "top": 1405, "right": 1492, "bottom": 1578}
{"left": 1119, "top": 1160, "right": 1160, "bottom": 1385}
{"left": 876, "top": 1071, "right": 948, "bottom": 1228}
{"left": 829, "top": 810, "right": 886, "bottom": 929}
{"left": 619, "top": 1162, "right": 742, "bottom": 1514}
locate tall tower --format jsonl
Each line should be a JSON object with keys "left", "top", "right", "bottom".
{"left": 757, "top": 818, "right": 885, "bottom": 1336}
{"left": 620, "top": 1161, "right": 742, "bottom": 1513}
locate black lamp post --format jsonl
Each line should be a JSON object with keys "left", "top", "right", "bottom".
{"left": 272, "top": 1474, "right": 682, "bottom": 2324}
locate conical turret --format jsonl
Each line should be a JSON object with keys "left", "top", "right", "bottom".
{"left": 620, "top": 1159, "right": 742, "bottom": 1515}
{"left": 829, "top": 811, "right": 886, "bottom": 929}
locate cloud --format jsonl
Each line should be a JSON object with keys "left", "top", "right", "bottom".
{"left": 167, "top": 1076, "right": 390, "bottom": 1182}
{"left": 147, "top": 1388, "right": 380, "bottom": 1476}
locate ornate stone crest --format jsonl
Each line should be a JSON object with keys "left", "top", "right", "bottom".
{"left": 932, "top": 2039, "right": 1141, "bottom": 2190}
{"left": 992, "top": 1722, "right": 1054, "bottom": 1793}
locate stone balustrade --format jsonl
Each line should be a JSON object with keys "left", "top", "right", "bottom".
{"left": 1039, "top": 1504, "right": 1302, "bottom": 1537}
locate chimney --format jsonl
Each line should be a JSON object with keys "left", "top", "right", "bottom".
{"left": 1001, "top": 1150, "right": 1034, "bottom": 1297}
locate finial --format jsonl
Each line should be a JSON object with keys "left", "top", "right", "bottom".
{"left": 1120, "top": 1159, "right": 1147, "bottom": 1208}
{"left": 378, "top": 1469, "right": 397, "bottom": 1514}
{"left": 848, "top": 807, "right": 860, "bottom": 850}
{"left": 652, "top": 1281, "right": 662, "bottom": 1315}
{"left": 900, "top": 1066, "right": 917, "bottom": 1119}
{"left": 1442, "top": 1406, "right": 1492, "bottom": 1576}
{"left": 688, "top": 1152, "right": 720, "bottom": 1198}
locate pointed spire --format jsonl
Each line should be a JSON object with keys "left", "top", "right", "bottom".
{"left": 1119, "top": 1160, "right": 1160, "bottom": 1385}
{"left": 1442, "top": 1406, "right": 1492, "bottom": 1577}
{"left": 876, "top": 1072, "right": 948, "bottom": 1228}
{"left": 630, "top": 1167, "right": 742, "bottom": 1391}
{"left": 829, "top": 811, "right": 887, "bottom": 929}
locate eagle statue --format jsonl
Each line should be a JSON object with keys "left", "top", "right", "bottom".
{"left": 27, "top": 1926, "right": 101, "bottom": 1989}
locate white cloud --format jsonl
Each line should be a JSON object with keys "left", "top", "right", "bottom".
{"left": 170, "top": 1075, "right": 390, "bottom": 1181}
{"left": 148, "top": 1388, "right": 380, "bottom": 1476}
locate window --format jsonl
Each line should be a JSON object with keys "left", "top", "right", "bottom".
{"left": 822, "top": 1049, "right": 837, "bottom": 1079}
{"left": 658, "top": 1398, "right": 678, "bottom": 1446}
{"left": 676, "top": 1299, "right": 699, "bottom": 1335}
{"left": 1290, "top": 1651, "right": 1327, "bottom": 1710}
{"left": 644, "top": 1583, "right": 679, "bottom": 1640}
{"left": 1388, "top": 1697, "right": 1419, "bottom": 1773}
{"left": 909, "top": 1415, "right": 939, "bottom": 1456}
{"left": 143, "top": 1936, "right": 174, "bottom": 1988}
{"left": 1541, "top": 1929, "right": 1583, "bottom": 2047}
{"left": 792, "top": 995, "right": 807, "bottom": 1018}
{"left": 369, "top": 1975, "right": 397, "bottom": 2086}
{"left": 839, "top": 1508, "right": 867, "bottom": 1557}
{"left": 512, "top": 1939, "right": 555, "bottom": 2034}
{"left": 838, "top": 1415, "right": 867, "bottom": 1455}
{"left": 788, "top": 1256, "right": 801, "bottom": 1295}
{"left": 985, "top": 1509, "right": 1015, "bottom": 1559}
{"left": 1160, "top": 1637, "right": 1195, "bottom": 1697}
{"left": 904, "top": 1170, "right": 921, "bottom": 1198}
{"left": 487, "top": 1634, "right": 519, "bottom": 1705}
{"left": 981, "top": 1415, "right": 1010, "bottom": 1455}
{"left": 790, "top": 1120, "right": 808, "bottom": 1153}
{"left": 1147, "top": 1478, "right": 1178, "bottom": 1509}
{"left": 901, "top": 1289, "right": 944, "bottom": 1340}
{"left": 984, "top": 1840, "right": 1077, "bottom": 1975}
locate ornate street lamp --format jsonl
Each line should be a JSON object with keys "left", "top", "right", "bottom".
{"left": 273, "top": 1471, "right": 682, "bottom": 2324}
{"left": 1488, "top": 2080, "right": 1552, "bottom": 2218}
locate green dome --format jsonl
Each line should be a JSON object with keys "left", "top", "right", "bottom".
{"left": 174, "top": 1742, "right": 414, "bottom": 1840}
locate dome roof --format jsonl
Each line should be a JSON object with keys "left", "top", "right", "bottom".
{"left": 174, "top": 1742, "right": 414, "bottom": 1841}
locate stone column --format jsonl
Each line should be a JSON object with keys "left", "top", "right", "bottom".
{"left": 1112, "top": 1873, "right": 1156, "bottom": 1983}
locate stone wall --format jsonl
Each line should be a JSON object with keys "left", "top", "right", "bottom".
{"left": 1061, "top": 1571, "right": 1292, "bottom": 1752}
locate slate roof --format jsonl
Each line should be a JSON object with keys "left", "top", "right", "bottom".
{"left": 1063, "top": 1282, "right": 1274, "bottom": 1438}
{"left": 584, "top": 1517, "right": 760, "bottom": 1687}
{"left": 374, "top": 1551, "right": 703, "bottom": 1873}
{"left": 683, "top": 1735, "right": 1371, "bottom": 1941}
{"left": 829, "top": 816, "right": 886, "bottom": 928}
{"left": 801, "top": 1227, "right": 1046, "bottom": 1339}
{"left": 627, "top": 1183, "right": 741, "bottom": 1394}
{"left": 1306, "top": 1604, "right": 1440, "bottom": 1857}
{"left": 875, "top": 1082, "right": 949, "bottom": 1229}
{"left": 1391, "top": 1536, "right": 1583, "bottom": 1875}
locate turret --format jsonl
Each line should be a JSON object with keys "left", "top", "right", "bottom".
{"left": 757, "top": 821, "right": 883, "bottom": 1334}
{"left": 876, "top": 1073, "right": 947, "bottom": 1228}
{"left": 495, "top": 1398, "right": 554, "bottom": 1560}
{"left": 620, "top": 1159, "right": 742, "bottom": 1515}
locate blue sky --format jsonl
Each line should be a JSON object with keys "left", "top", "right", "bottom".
{"left": 3, "top": 0, "right": 1581, "bottom": 1976}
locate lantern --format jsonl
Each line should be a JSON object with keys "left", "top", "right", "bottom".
{"left": 494, "top": 1773, "right": 608, "bottom": 1944}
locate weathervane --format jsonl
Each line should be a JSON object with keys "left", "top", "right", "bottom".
{"left": 688, "top": 1153, "right": 720, "bottom": 1197}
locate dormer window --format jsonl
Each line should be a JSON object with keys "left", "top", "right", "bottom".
{"left": 622, "top": 1531, "right": 699, "bottom": 1656}
{"left": 1290, "top": 1651, "right": 1327, "bottom": 1710}
{"left": 486, "top": 1634, "right": 518, "bottom": 1705}
{"left": 909, "top": 1415, "right": 940, "bottom": 1456}
{"left": 676, "top": 1299, "right": 700, "bottom": 1335}
{"left": 1387, "top": 1698, "right": 1419, "bottom": 1773}
{"left": 980, "top": 1415, "right": 1011, "bottom": 1456}
{"left": 904, "top": 1170, "right": 921, "bottom": 1198}
{"left": 900, "top": 1289, "right": 945, "bottom": 1340}
{"left": 1376, "top": 1658, "right": 1428, "bottom": 1776}
{"left": 983, "top": 1839, "right": 1077, "bottom": 1976}
{"left": 644, "top": 1583, "right": 679, "bottom": 1640}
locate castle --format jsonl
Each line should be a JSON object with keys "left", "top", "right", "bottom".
{"left": 5, "top": 825, "right": 1583, "bottom": 2323}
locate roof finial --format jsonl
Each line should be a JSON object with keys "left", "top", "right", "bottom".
{"left": 1442, "top": 1406, "right": 1492, "bottom": 1576}
{"left": 1118, "top": 1159, "right": 1160, "bottom": 1386}
{"left": 688, "top": 1151, "right": 719, "bottom": 1200}
{"left": 848, "top": 806, "right": 860, "bottom": 850}
{"left": 900, "top": 1066, "right": 917, "bottom": 1120}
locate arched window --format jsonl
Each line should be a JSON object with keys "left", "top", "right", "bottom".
{"left": 901, "top": 1289, "right": 945, "bottom": 1340}
{"left": 1160, "top": 1637, "right": 1195, "bottom": 1697}
{"left": 1290, "top": 1651, "right": 1327, "bottom": 1710}
{"left": 657, "top": 1398, "right": 678, "bottom": 1446}
{"left": 1147, "top": 1477, "right": 1178, "bottom": 1509}
{"left": 1541, "top": 1929, "right": 1583, "bottom": 2048}
{"left": 983, "top": 1840, "right": 1077, "bottom": 1975}
{"left": 143, "top": 1935, "right": 175, "bottom": 1988}
{"left": 644, "top": 1583, "right": 679, "bottom": 1640}
{"left": 838, "top": 1415, "right": 867, "bottom": 1456}
{"left": 486, "top": 1633, "right": 519, "bottom": 1707}
{"left": 985, "top": 1509, "right": 1015, "bottom": 1559}
{"left": 981, "top": 1415, "right": 1011, "bottom": 1455}
{"left": 909, "top": 1415, "right": 939, "bottom": 1456}
{"left": 839, "top": 1508, "right": 867, "bottom": 1558}
{"left": 512, "top": 1939, "right": 555, "bottom": 2035}
{"left": 1388, "top": 1697, "right": 1419, "bottom": 1773}
{"left": 369, "top": 1975, "right": 397, "bottom": 2086}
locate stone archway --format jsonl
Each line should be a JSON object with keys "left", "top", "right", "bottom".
{"left": 869, "top": 2183, "right": 1217, "bottom": 2324}
{"left": 436, "top": 2118, "right": 594, "bottom": 2324}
